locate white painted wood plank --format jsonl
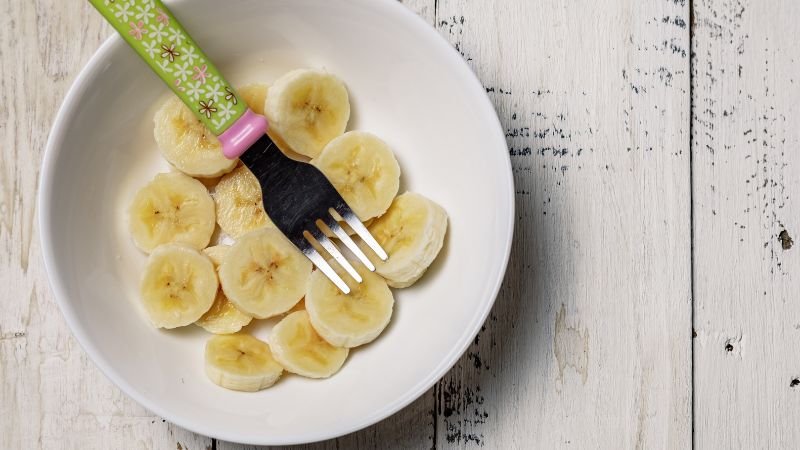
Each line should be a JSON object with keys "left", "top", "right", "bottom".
{"left": 0, "top": 1, "right": 210, "bottom": 449}
{"left": 3, "top": 0, "right": 696, "bottom": 448}
{"left": 430, "top": 0, "right": 692, "bottom": 447}
{"left": 692, "top": 1, "right": 800, "bottom": 448}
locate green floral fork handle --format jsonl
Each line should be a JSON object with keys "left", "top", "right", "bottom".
{"left": 90, "top": 0, "right": 264, "bottom": 158}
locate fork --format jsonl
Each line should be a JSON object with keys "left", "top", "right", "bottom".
{"left": 89, "top": 0, "right": 387, "bottom": 293}
{"left": 241, "top": 135, "right": 388, "bottom": 294}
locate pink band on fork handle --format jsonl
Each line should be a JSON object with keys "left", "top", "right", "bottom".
{"left": 218, "top": 109, "right": 269, "bottom": 159}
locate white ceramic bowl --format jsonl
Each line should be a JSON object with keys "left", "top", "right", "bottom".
{"left": 40, "top": 0, "right": 513, "bottom": 445}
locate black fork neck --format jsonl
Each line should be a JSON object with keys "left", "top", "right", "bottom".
{"left": 238, "top": 134, "right": 286, "bottom": 177}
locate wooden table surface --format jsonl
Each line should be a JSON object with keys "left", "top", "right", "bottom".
{"left": 2, "top": 0, "right": 799, "bottom": 448}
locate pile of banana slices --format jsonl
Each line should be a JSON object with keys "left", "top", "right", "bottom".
{"left": 128, "top": 69, "right": 448, "bottom": 392}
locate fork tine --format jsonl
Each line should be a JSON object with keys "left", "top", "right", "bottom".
{"left": 300, "top": 239, "right": 350, "bottom": 294}
{"left": 322, "top": 213, "right": 376, "bottom": 271}
{"left": 339, "top": 206, "right": 388, "bottom": 261}
{"left": 309, "top": 227, "right": 362, "bottom": 283}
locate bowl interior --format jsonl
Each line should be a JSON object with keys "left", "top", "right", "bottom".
{"left": 41, "top": 0, "right": 512, "bottom": 444}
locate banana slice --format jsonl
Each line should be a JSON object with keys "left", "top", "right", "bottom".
{"left": 140, "top": 244, "right": 218, "bottom": 328}
{"left": 236, "top": 83, "right": 301, "bottom": 158}
{"left": 129, "top": 172, "right": 216, "bottom": 252}
{"left": 205, "top": 334, "right": 284, "bottom": 391}
{"left": 361, "top": 192, "right": 448, "bottom": 288}
{"left": 312, "top": 131, "right": 400, "bottom": 220}
{"left": 306, "top": 265, "right": 394, "bottom": 347}
{"left": 197, "top": 245, "right": 253, "bottom": 333}
{"left": 287, "top": 298, "right": 306, "bottom": 314}
{"left": 238, "top": 83, "right": 269, "bottom": 116}
{"left": 197, "top": 175, "right": 221, "bottom": 190}
{"left": 154, "top": 96, "right": 237, "bottom": 177}
{"left": 219, "top": 228, "right": 311, "bottom": 319}
{"left": 196, "top": 290, "right": 253, "bottom": 335}
{"left": 202, "top": 245, "right": 230, "bottom": 267}
{"left": 269, "top": 310, "right": 348, "bottom": 378}
{"left": 214, "top": 165, "right": 275, "bottom": 238}
{"left": 265, "top": 69, "right": 350, "bottom": 158}
{"left": 322, "top": 218, "right": 372, "bottom": 238}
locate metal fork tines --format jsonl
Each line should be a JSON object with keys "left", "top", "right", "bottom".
{"left": 240, "top": 135, "right": 388, "bottom": 294}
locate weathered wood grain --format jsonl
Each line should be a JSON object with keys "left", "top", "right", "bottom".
{"left": 692, "top": 0, "right": 800, "bottom": 448}
{"left": 0, "top": 1, "right": 211, "bottom": 449}
{"left": 0, "top": 0, "right": 709, "bottom": 448}
{"left": 428, "top": 0, "right": 692, "bottom": 447}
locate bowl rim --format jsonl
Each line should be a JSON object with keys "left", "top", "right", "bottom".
{"left": 38, "top": 0, "right": 515, "bottom": 445}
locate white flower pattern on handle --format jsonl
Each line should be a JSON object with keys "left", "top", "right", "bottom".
{"left": 186, "top": 81, "right": 205, "bottom": 102}
{"left": 211, "top": 116, "right": 226, "bottom": 130}
{"left": 205, "top": 82, "right": 223, "bottom": 102}
{"left": 142, "top": 39, "right": 158, "bottom": 58}
{"left": 167, "top": 27, "right": 186, "bottom": 45}
{"left": 172, "top": 61, "right": 192, "bottom": 81}
{"left": 109, "top": 0, "right": 244, "bottom": 134}
{"left": 180, "top": 45, "right": 199, "bottom": 65}
{"left": 216, "top": 101, "right": 236, "bottom": 121}
{"left": 148, "top": 22, "right": 168, "bottom": 41}
{"left": 134, "top": 3, "right": 154, "bottom": 24}
{"left": 155, "top": 60, "right": 173, "bottom": 74}
{"left": 114, "top": 2, "right": 133, "bottom": 22}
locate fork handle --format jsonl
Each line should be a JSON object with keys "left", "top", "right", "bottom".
{"left": 88, "top": 0, "right": 266, "bottom": 158}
